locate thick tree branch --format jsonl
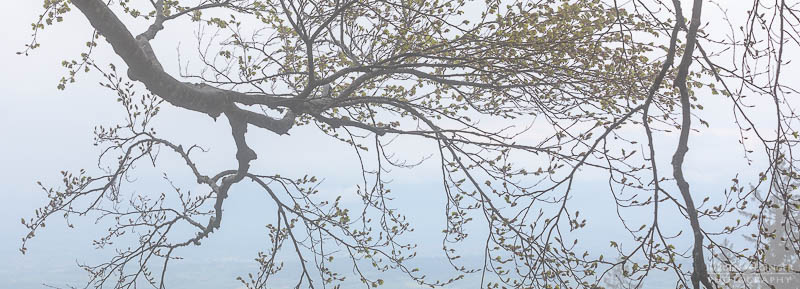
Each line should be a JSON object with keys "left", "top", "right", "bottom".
{"left": 70, "top": 0, "right": 296, "bottom": 135}
{"left": 670, "top": 0, "right": 714, "bottom": 288}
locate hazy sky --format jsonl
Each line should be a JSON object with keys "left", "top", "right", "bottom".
{"left": 0, "top": 1, "right": 786, "bottom": 289}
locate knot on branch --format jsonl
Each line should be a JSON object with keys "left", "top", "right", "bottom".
{"left": 227, "top": 111, "right": 257, "bottom": 165}
{"left": 236, "top": 146, "right": 257, "bottom": 164}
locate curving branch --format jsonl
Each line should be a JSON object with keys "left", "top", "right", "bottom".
{"left": 670, "top": 0, "right": 714, "bottom": 288}
{"left": 71, "top": 0, "right": 295, "bottom": 135}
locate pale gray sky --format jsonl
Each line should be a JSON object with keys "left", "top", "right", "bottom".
{"left": 0, "top": 1, "right": 788, "bottom": 289}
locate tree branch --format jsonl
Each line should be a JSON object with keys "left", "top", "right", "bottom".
{"left": 71, "top": 0, "right": 296, "bottom": 135}
{"left": 670, "top": 0, "right": 714, "bottom": 288}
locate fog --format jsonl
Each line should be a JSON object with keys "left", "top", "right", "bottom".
{"left": 0, "top": 1, "right": 790, "bottom": 288}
